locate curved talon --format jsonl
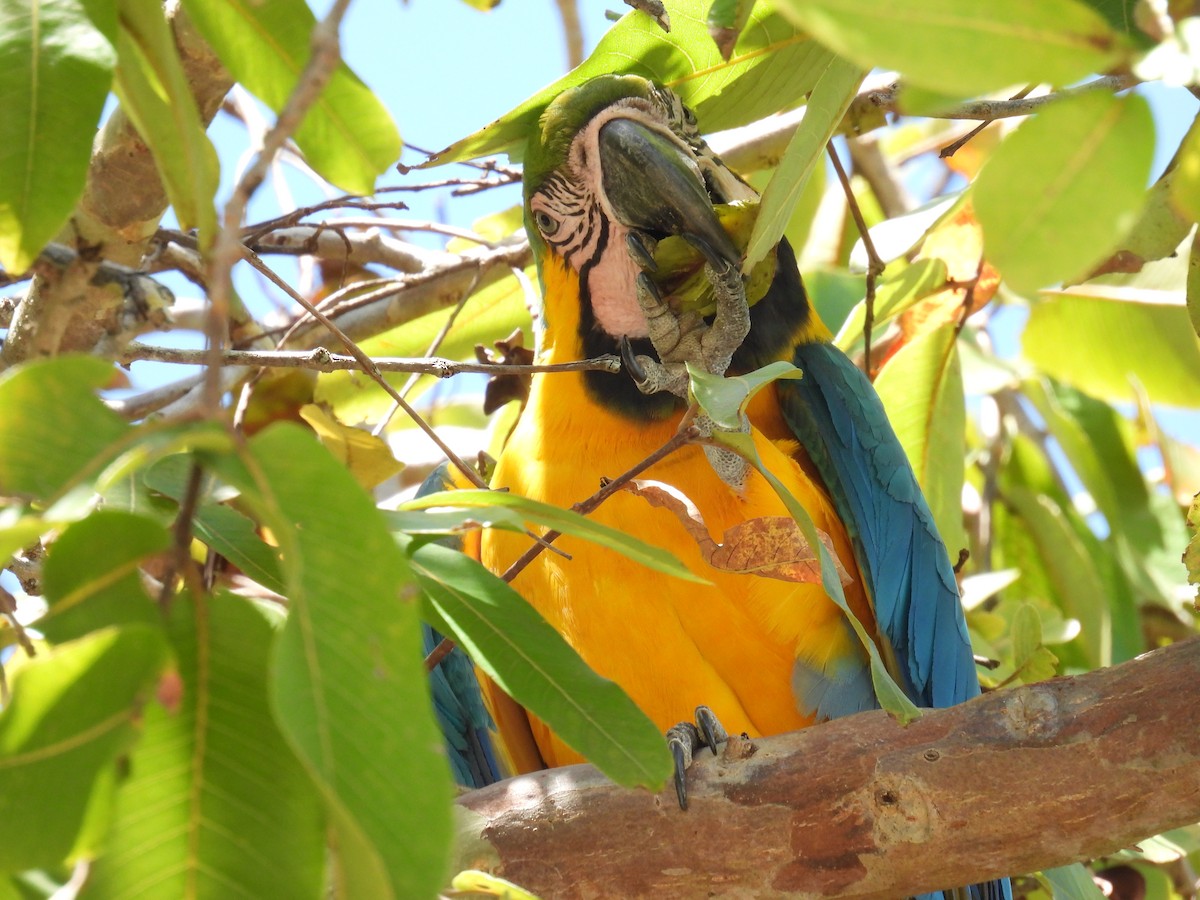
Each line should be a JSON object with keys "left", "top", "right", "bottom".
{"left": 619, "top": 335, "right": 648, "bottom": 385}
{"left": 695, "top": 705, "right": 728, "bottom": 757}
{"left": 666, "top": 707, "right": 731, "bottom": 810}
{"left": 626, "top": 232, "right": 658, "bottom": 272}
{"left": 636, "top": 271, "right": 668, "bottom": 311}
{"left": 683, "top": 233, "right": 733, "bottom": 272}
{"left": 666, "top": 721, "right": 700, "bottom": 811}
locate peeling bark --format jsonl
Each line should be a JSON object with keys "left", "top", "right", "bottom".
{"left": 456, "top": 637, "right": 1200, "bottom": 898}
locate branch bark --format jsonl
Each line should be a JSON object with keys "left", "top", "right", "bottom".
{"left": 456, "top": 637, "right": 1200, "bottom": 898}
{"left": 1, "top": 3, "right": 233, "bottom": 366}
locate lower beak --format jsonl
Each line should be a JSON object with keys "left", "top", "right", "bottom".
{"left": 597, "top": 118, "right": 740, "bottom": 270}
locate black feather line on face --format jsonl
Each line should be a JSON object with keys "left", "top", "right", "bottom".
{"left": 576, "top": 213, "right": 685, "bottom": 421}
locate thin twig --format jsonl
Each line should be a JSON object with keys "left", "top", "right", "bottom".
{"left": 238, "top": 248, "right": 490, "bottom": 488}
{"left": 157, "top": 461, "right": 206, "bottom": 610}
{"left": 827, "top": 143, "right": 885, "bottom": 377}
{"left": 499, "top": 420, "right": 701, "bottom": 585}
{"left": 0, "top": 585, "right": 36, "bottom": 659}
{"left": 424, "top": 420, "right": 701, "bottom": 673}
{"left": 119, "top": 343, "right": 621, "bottom": 377}
{"left": 861, "top": 74, "right": 1138, "bottom": 124}
{"left": 940, "top": 86, "right": 1035, "bottom": 159}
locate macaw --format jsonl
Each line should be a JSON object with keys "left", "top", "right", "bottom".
{"left": 462, "top": 74, "right": 1008, "bottom": 900}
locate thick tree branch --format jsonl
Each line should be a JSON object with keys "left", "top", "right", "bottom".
{"left": 456, "top": 638, "right": 1200, "bottom": 898}
{"left": 1, "top": 3, "right": 233, "bottom": 366}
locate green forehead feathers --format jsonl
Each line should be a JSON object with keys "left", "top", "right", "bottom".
{"left": 522, "top": 74, "right": 659, "bottom": 198}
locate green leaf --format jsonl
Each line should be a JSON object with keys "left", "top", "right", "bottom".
{"left": 1026, "top": 379, "right": 1186, "bottom": 609}
{"left": 973, "top": 91, "right": 1155, "bottom": 294}
{"left": 707, "top": 0, "right": 756, "bottom": 60}
{"left": 383, "top": 506, "right": 529, "bottom": 536}
{"left": 38, "top": 510, "right": 169, "bottom": 643}
{"left": 86, "top": 594, "right": 325, "bottom": 899}
{"left": 0, "top": 0, "right": 116, "bottom": 272}
{"left": 1043, "top": 863, "right": 1108, "bottom": 899}
{"left": 180, "top": 0, "right": 399, "bottom": 194}
{"left": 743, "top": 55, "right": 864, "bottom": 271}
{"left": 1003, "top": 485, "right": 1109, "bottom": 668}
{"left": 408, "top": 541, "right": 672, "bottom": 789}
{"left": 1023, "top": 291, "right": 1200, "bottom": 408}
{"left": 1189, "top": 230, "right": 1200, "bottom": 341}
{"left": 112, "top": 0, "right": 218, "bottom": 243}
{"left": 215, "top": 423, "right": 453, "bottom": 900}
{"left": 1171, "top": 112, "right": 1200, "bottom": 224}
{"left": 426, "top": 0, "right": 834, "bottom": 165}
{"left": 774, "top": 0, "right": 1126, "bottom": 97}
{"left": 0, "top": 357, "right": 128, "bottom": 503}
{"left": 0, "top": 626, "right": 167, "bottom": 871}
{"left": 193, "top": 503, "right": 286, "bottom": 596}
{"left": 687, "top": 360, "right": 803, "bottom": 431}
{"left": 874, "top": 324, "right": 966, "bottom": 553}
{"left": 1010, "top": 602, "right": 1040, "bottom": 662}
{"left": 403, "top": 490, "right": 708, "bottom": 584}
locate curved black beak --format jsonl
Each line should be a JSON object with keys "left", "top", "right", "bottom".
{"left": 598, "top": 118, "right": 740, "bottom": 270}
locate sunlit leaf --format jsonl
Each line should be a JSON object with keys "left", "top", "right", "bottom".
{"left": 403, "top": 489, "right": 707, "bottom": 584}
{"left": 214, "top": 424, "right": 454, "bottom": 899}
{"left": 113, "top": 0, "right": 218, "bottom": 243}
{"left": 86, "top": 594, "right": 325, "bottom": 898}
{"left": 0, "top": 0, "right": 116, "bottom": 272}
{"left": 426, "top": 0, "right": 833, "bottom": 165}
{"left": 0, "top": 357, "right": 128, "bottom": 503}
{"left": 1023, "top": 291, "right": 1200, "bottom": 407}
{"left": 744, "top": 55, "right": 864, "bottom": 271}
{"left": 974, "top": 91, "right": 1154, "bottom": 294}
{"left": 0, "top": 627, "right": 167, "bottom": 871}
{"left": 38, "top": 510, "right": 169, "bottom": 643}
{"left": 774, "top": 0, "right": 1126, "bottom": 97}
{"left": 299, "top": 404, "right": 403, "bottom": 489}
{"left": 180, "top": 0, "right": 400, "bottom": 193}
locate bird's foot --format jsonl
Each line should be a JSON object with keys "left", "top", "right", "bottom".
{"left": 665, "top": 704, "right": 728, "bottom": 810}
{"left": 621, "top": 232, "right": 750, "bottom": 400}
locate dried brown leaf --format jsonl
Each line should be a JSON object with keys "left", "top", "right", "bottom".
{"left": 621, "top": 480, "right": 852, "bottom": 584}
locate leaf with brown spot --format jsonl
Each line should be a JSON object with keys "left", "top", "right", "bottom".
{"left": 621, "top": 480, "right": 852, "bottom": 584}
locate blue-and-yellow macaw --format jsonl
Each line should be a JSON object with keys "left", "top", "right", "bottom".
{"left": 458, "top": 74, "right": 1008, "bottom": 900}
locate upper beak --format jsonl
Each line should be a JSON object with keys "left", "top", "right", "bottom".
{"left": 598, "top": 118, "right": 740, "bottom": 270}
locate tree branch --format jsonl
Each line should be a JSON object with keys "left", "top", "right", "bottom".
{"left": 1, "top": 3, "right": 233, "bottom": 366}
{"left": 456, "top": 637, "right": 1200, "bottom": 898}
{"left": 117, "top": 343, "right": 621, "bottom": 377}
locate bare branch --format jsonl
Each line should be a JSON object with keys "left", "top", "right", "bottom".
{"left": 118, "top": 343, "right": 621, "bottom": 377}
{"left": 457, "top": 637, "right": 1200, "bottom": 899}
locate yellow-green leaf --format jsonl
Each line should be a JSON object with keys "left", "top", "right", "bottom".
{"left": 775, "top": 0, "right": 1126, "bottom": 97}
{"left": 974, "top": 91, "right": 1155, "bottom": 294}
{"left": 0, "top": 0, "right": 116, "bottom": 272}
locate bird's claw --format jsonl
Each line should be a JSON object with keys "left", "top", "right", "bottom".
{"left": 666, "top": 705, "right": 729, "bottom": 810}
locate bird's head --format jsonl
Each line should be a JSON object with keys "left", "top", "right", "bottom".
{"left": 522, "top": 75, "right": 758, "bottom": 414}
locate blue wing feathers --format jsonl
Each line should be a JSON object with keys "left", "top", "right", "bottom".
{"left": 778, "top": 341, "right": 980, "bottom": 711}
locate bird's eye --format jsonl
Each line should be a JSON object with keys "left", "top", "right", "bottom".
{"left": 535, "top": 210, "right": 559, "bottom": 235}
